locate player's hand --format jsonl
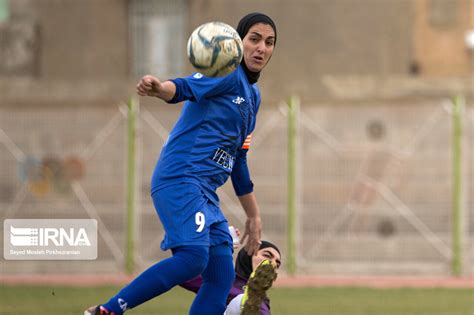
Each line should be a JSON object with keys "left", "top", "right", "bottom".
{"left": 240, "top": 216, "right": 262, "bottom": 256}
{"left": 136, "top": 75, "right": 163, "bottom": 97}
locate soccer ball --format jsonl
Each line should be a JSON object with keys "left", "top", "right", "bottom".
{"left": 187, "top": 22, "right": 243, "bottom": 77}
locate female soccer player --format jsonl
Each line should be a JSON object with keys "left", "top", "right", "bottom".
{"left": 85, "top": 12, "right": 277, "bottom": 315}
{"left": 180, "top": 241, "right": 281, "bottom": 315}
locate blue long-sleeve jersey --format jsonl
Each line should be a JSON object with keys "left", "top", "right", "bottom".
{"left": 151, "top": 65, "right": 260, "bottom": 206}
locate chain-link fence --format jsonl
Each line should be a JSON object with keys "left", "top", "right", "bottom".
{"left": 0, "top": 104, "right": 129, "bottom": 273}
{"left": 294, "top": 100, "right": 471, "bottom": 275}
{"left": 0, "top": 98, "right": 472, "bottom": 276}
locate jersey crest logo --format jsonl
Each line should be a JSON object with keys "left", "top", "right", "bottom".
{"left": 232, "top": 96, "right": 246, "bottom": 105}
{"left": 193, "top": 73, "right": 203, "bottom": 79}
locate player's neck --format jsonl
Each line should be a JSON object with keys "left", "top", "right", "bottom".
{"left": 241, "top": 61, "right": 260, "bottom": 84}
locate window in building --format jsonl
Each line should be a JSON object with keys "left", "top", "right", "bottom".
{"left": 129, "top": 0, "right": 187, "bottom": 78}
{"left": 0, "top": 0, "right": 40, "bottom": 77}
{"left": 429, "top": 0, "right": 458, "bottom": 29}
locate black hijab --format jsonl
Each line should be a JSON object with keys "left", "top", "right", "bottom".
{"left": 235, "top": 240, "right": 281, "bottom": 279}
{"left": 236, "top": 12, "right": 277, "bottom": 84}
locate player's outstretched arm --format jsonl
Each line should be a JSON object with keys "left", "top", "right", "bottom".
{"left": 238, "top": 192, "right": 262, "bottom": 256}
{"left": 136, "top": 75, "right": 176, "bottom": 102}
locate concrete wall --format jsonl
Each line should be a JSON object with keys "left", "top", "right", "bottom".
{"left": 33, "top": 0, "right": 129, "bottom": 80}
{"left": 414, "top": 0, "right": 474, "bottom": 76}
{"left": 11, "top": 0, "right": 129, "bottom": 80}
{"left": 0, "top": 0, "right": 131, "bottom": 106}
{"left": 189, "top": 0, "right": 415, "bottom": 102}
{"left": 0, "top": 0, "right": 472, "bottom": 105}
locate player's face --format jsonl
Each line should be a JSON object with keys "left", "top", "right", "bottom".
{"left": 242, "top": 23, "right": 275, "bottom": 72}
{"left": 252, "top": 247, "right": 281, "bottom": 272}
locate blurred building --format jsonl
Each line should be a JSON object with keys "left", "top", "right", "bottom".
{"left": 0, "top": 0, "right": 472, "bottom": 104}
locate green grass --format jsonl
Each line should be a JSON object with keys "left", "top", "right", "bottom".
{"left": 269, "top": 287, "right": 473, "bottom": 315}
{"left": 0, "top": 284, "right": 472, "bottom": 314}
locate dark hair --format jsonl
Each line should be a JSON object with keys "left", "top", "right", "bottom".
{"left": 234, "top": 240, "right": 281, "bottom": 279}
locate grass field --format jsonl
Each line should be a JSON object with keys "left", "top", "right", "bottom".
{"left": 0, "top": 284, "right": 473, "bottom": 315}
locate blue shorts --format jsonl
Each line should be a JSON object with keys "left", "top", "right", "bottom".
{"left": 152, "top": 183, "right": 233, "bottom": 251}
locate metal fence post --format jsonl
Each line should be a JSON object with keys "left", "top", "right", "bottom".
{"left": 287, "top": 96, "right": 299, "bottom": 275}
{"left": 126, "top": 97, "right": 139, "bottom": 275}
{"left": 451, "top": 95, "right": 464, "bottom": 276}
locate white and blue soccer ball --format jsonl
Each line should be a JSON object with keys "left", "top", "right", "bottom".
{"left": 187, "top": 22, "right": 243, "bottom": 77}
